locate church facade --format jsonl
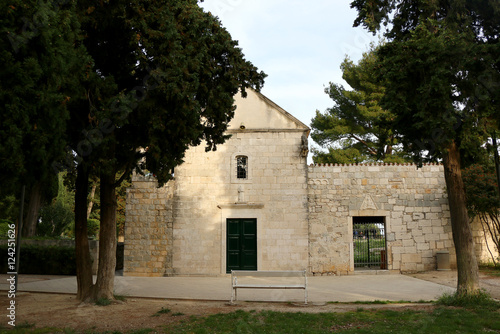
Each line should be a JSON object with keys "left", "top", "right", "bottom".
{"left": 123, "top": 89, "right": 495, "bottom": 277}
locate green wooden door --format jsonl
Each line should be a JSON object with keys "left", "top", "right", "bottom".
{"left": 226, "top": 218, "right": 257, "bottom": 273}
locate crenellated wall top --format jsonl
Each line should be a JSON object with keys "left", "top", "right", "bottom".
{"left": 309, "top": 162, "right": 442, "bottom": 167}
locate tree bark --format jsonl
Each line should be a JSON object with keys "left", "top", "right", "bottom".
{"left": 75, "top": 163, "right": 95, "bottom": 301}
{"left": 442, "top": 140, "right": 480, "bottom": 296}
{"left": 22, "top": 181, "right": 42, "bottom": 237}
{"left": 95, "top": 171, "right": 117, "bottom": 300}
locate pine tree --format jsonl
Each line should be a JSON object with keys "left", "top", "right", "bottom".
{"left": 311, "top": 45, "right": 409, "bottom": 164}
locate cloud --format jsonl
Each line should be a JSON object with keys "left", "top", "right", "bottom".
{"left": 199, "top": 0, "right": 379, "bottom": 127}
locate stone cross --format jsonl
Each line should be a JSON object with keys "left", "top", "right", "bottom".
{"left": 237, "top": 186, "right": 245, "bottom": 203}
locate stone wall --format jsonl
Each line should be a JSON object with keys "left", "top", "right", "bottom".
{"left": 124, "top": 130, "right": 310, "bottom": 276}
{"left": 124, "top": 160, "right": 499, "bottom": 277}
{"left": 123, "top": 174, "right": 174, "bottom": 276}
{"left": 308, "top": 163, "right": 454, "bottom": 274}
{"left": 170, "top": 130, "right": 309, "bottom": 275}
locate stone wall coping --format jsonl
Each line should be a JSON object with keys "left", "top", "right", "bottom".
{"left": 226, "top": 128, "right": 309, "bottom": 134}
{"left": 310, "top": 163, "right": 442, "bottom": 167}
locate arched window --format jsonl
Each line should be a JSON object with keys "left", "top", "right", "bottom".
{"left": 236, "top": 155, "right": 248, "bottom": 179}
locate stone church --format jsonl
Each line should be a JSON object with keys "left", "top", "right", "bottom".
{"left": 124, "top": 89, "right": 495, "bottom": 277}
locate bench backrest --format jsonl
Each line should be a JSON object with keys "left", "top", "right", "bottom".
{"left": 231, "top": 270, "right": 306, "bottom": 278}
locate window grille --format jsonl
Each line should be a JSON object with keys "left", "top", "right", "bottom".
{"left": 236, "top": 156, "right": 248, "bottom": 179}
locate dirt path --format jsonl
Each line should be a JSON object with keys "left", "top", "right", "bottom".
{"left": 408, "top": 270, "right": 500, "bottom": 300}
{"left": 1, "top": 270, "right": 498, "bottom": 333}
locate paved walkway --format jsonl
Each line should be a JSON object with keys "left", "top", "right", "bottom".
{"left": 0, "top": 272, "right": 455, "bottom": 303}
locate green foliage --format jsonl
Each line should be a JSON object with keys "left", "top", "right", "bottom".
{"left": 65, "top": 0, "right": 267, "bottom": 186}
{"left": 353, "top": 0, "right": 500, "bottom": 44}
{"left": 311, "top": 45, "right": 409, "bottom": 164}
{"left": 463, "top": 164, "right": 499, "bottom": 217}
{"left": 0, "top": 0, "right": 89, "bottom": 195}
{"left": 116, "top": 178, "right": 130, "bottom": 238}
{"left": 37, "top": 201, "right": 73, "bottom": 237}
{"left": 171, "top": 312, "right": 185, "bottom": 317}
{"left": 0, "top": 244, "right": 76, "bottom": 274}
{"left": 87, "top": 219, "right": 100, "bottom": 239}
{"left": 0, "top": 195, "right": 18, "bottom": 222}
{"left": 113, "top": 294, "right": 126, "bottom": 301}
{"left": 37, "top": 173, "right": 75, "bottom": 237}
{"left": 152, "top": 307, "right": 171, "bottom": 317}
{"left": 376, "top": 23, "right": 478, "bottom": 162}
{"left": 311, "top": 146, "right": 365, "bottom": 164}
{"left": 95, "top": 297, "right": 111, "bottom": 306}
{"left": 352, "top": 1, "right": 499, "bottom": 165}
{"left": 436, "top": 291, "right": 500, "bottom": 311}
{"left": 0, "top": 219, "right": 14, "bottom": 238}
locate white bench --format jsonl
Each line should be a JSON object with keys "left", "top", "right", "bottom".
{"left": 230, "top": 270, "right": 308, "bottom": 304}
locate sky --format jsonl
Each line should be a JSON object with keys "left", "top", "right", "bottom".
{"left": 199, "top": 0, "right": 380, "bottom": 130}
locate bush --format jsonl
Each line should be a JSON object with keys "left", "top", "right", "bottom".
{"left": 0, "top": 219, "right": 14, "bottom": 238}
{"left": 436, "top": 290, "right": 500, "bottom": 311}
{"left": 0, "top": 244, "right": 76, "bottom": 275}
{"left": 38, "top": 201, "right": 74, "bottom": 237}
{"left": 87, "top": 218, "right": 100, "bottom": 238}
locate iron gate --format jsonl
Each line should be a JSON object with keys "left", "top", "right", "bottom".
{"left": 353, "top": 216, "right": 387, "bottom": 269}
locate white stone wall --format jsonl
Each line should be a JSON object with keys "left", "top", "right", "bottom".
{"left": 308, "top": 163, "right": 455, "bottom": 274}
{"left": 169, "top": 130, "right": 309, "bottom": 275}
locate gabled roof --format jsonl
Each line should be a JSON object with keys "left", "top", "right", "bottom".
{"left": 227, "top": 88, "right": 310, "bottom": 133}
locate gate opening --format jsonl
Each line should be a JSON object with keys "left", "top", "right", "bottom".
{"left": 353, "top": 216, "right": 387, "bottom": 270}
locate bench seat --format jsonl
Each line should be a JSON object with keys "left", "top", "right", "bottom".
{"left": 230, "top": 270, "right": 307, "bottom": 304}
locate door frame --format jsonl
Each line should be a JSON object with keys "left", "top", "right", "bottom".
{"left": 218, "top": 204, "right": 264, "bottom": 275}
{"left": 352, "top": 216, "right": 387, "bottom": 269}
{"left": 226, "top": 218, "right": 257, "bottom": 273}
{"left": 349, "top": 209, "right": 391, "bottom": 272}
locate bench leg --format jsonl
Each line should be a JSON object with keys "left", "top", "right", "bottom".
{"left": 304, "top": 289, "right": 308, "bottom": 305}
{"left": 231, "top": 287, "right": 238, "bottom": 304}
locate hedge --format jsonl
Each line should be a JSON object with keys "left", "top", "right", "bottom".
{"left": 0, "top": 244, "right": 76, "bottom": 275}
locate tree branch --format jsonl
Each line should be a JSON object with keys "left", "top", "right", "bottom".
{"left": 350, "top": 134, "right": 377, "bottom": 155}
{"left": 113, "top": 165, "right": 132, "bottom": 188}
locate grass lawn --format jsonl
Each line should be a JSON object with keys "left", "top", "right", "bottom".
{"left": 5, "top": 297, "right": 499, "bottom": 334}
{"left": 480, "top": 263, "right": 500, "bottom": 277}
{"left": 168, "top": 307, "right": 500, "bottom": 334}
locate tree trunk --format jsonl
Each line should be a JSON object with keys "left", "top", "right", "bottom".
{"left": 87, "top": 183, "right": 97, "bottom": 220}
{"left": 95, "top": 171, "right": 117, "bottom": 300}
{"left": 22, "top": 181, "right": 42, "bottom": 237}
{"left": 442, "top": 140, "right": 480, "bottom": 296}
{"left": 75, "top": 163, "right": 95, "bottom": 302}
